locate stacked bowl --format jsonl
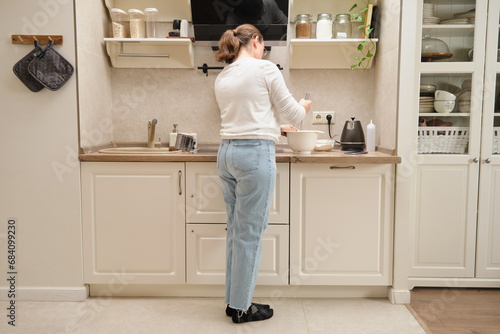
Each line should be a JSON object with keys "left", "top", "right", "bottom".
{"left": 434, "top": 90, "right": 456, "bottom": 113}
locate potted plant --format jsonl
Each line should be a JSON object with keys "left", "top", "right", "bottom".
{"left": 350, "top": 0, "right": 377, "bottom": 71}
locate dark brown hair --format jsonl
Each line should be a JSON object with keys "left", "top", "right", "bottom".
{"left": 215, "top": 24, "right": 263, "bottom": 64}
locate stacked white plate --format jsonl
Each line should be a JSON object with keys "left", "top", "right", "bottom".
{"left": 423, "top": 3, "right": 440, "bottom": 24}
{"left": 440, "top": 18, "right": 469, "bottom": 25}
{"left": 419, "top": 96, "right": 435, "bottom": 113}
{"left": 454, "top": 9, "right": 475, "bottom": 19}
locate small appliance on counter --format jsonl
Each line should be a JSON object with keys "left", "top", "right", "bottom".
{"left": 339, "top": 117, "right": 365, "bottom": 151}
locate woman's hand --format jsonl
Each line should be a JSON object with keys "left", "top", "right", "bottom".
{"left": 280, "top": 124, "right": 298, "bottom": 136}
{"left": 299, "top": 99, "right": 312, "bottom": 114}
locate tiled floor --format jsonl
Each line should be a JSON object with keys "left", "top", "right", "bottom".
{"left": 1, "top": 297, "right": 425, "bottom": 334}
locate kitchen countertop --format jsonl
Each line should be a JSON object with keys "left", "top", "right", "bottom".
{"left": 80, "top": 143, "right": 401, "bottom": 164}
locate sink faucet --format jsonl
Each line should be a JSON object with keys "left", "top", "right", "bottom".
{"left": 148, "top": 119, "right": 158, "bottom": 148}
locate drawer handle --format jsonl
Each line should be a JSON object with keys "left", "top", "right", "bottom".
{"left": 178, "top": 170, "right": 182, "bottom": 195}
{"left": 330, "top": 166, "right": 355, "bottom": 169}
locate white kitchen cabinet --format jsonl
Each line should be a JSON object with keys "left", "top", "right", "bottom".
{"left": 289, "top": 163, "right": 394, "bottom": 286}
{"left": 186, "top": 224, "right": 289, "bottom": 285}
{"left": 185, "top": 162, "right": 289, "bottom": 225}
{"left": 81, "top": 162, "right": 185, "bottom": 284}
{"left": 398, "top": 0, "right": 500, "bottom": 287}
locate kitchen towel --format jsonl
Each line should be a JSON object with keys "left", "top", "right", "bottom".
{"left": 12, "top": 40, "right": 45, "bottom": 92}
{"left": 28, "top": 40, "right": 74, "bottom": 91}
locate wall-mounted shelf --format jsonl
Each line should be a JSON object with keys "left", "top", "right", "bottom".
{"left": 104, "top": 38, "right": 193, "bottom": 68}
{"left": 104, "top": 0, "right": 191, "bottom": 22}
{"left": 289, "top": 38, "right": 378, "bottom": 69}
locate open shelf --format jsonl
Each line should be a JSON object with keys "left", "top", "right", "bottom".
{"left": 104, "top": 38, "right": 194, "bottom": 68}
{"left": 289, "top": 38, "right": 378, "bottom": 69}
{"left": 104, "top": 0, "right": 192, "bottom": 22}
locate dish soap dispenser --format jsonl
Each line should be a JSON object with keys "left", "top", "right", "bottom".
{"left": 366, "top": 120, "right": 376, "bottom": 152}
{"left": 169, "top": 124, "right": 178, "bottom": 151}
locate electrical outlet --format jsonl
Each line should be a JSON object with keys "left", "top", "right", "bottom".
{"left": 312, "top": 111, "right": 335, "bottom": 124}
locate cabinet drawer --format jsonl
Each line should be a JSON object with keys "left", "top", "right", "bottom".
{"left": 186, "top": 224, "right": 289, "bottom": 285}
{"left": 186, "top": 162, "right": 289, "bottom": 224}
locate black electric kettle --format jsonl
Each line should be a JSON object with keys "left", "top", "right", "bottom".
{"left": 339, "top": 117, "right": 365, "bottom": 151}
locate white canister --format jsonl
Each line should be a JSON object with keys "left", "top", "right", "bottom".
{"left": 180, "top": 19, "right": 189, "bottom": 37}
{"left": 145, "top": 8, "right": 158, "bottom": 38}
{"left": 128, "top": 9, "right": 146, "bottom": 38}
{"left": 316, "top": 13, "right": 332, "bottom": 39}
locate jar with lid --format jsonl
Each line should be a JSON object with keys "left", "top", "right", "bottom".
{"left": 110, "top": 8, "right": 128, "bottom": 38}
{"left": 295, "top": 14, "right": 312, "bottom": 39}
{"left": 333, "top": 14, "right": 352, "bottom": 39}
{"left": 128, "top": 9, "right": 146, "bottom": 38}
{"left": 316, "top": 13, "right": 333, "bottom": 39}
{"left": 145, "top": 8, "right": 158, "bottom": 38}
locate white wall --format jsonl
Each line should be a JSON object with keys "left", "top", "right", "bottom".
{"left": 0, "top": 0, "right": 83, "bottom": 300}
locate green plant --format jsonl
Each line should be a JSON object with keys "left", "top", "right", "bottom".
{"left": 350, "top": 1, "right": 376, "bottom": 71}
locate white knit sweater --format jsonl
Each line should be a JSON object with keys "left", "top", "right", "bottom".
{"left": 214, "top": 57, "right": 306, "bottom": 143}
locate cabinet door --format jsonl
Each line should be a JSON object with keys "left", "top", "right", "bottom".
{"left": 186, "top": 162, "right": 289, "bottom": 224}
{"left": 82, "top": 162, "right": 185, "bottom": 284}
{"left": 410, "top": 164, "right": 478, "bottom": 278}
{"left": 476, "top": 0, "right": 500, "bottom": 279}
{"left": 186, "top": 224, "right": 289, "bottom": 285}
{"left": 289, "top": 164, "right": 394, "bottom": 285}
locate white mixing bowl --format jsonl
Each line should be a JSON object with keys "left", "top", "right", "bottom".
{"left": 286, "top": 130, "right": 324, "bottom": 154}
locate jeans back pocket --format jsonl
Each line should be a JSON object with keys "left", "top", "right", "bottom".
{"left": 231, "top": 141, "right": 262, "bottom": 173}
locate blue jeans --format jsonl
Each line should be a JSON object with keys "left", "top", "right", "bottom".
{"left": 217, "top": 139, "right": 276, "bottom": 311}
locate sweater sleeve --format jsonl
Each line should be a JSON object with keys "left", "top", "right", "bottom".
{"left": 263, "top": 62, "right": 306, "bottom": 125}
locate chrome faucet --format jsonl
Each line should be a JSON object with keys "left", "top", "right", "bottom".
{"left": 148, "top": 119, "right": 158, "bottom": 148}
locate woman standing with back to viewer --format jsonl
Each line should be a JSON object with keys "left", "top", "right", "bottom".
{"left": 214, "top": 24, "right": 312, "bottom": 324}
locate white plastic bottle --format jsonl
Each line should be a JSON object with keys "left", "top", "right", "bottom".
{"left": 169, "top": 124, "right": 178, "bottom": 150}
{"left": 366, "top": 120, "right": 376, "bottom": 152}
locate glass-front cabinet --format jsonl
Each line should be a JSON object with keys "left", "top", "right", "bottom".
{"left": 397, "top": 0, "right": 500, "bottom": 288}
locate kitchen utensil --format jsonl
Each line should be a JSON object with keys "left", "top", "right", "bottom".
{"left": 297, "top": 92, "right": 310, "bottom": 130}
{"left": 13, "top": 40, "right": 45, "bottom": 92}
{"left": 339, "top": 117, "right": 365, "bottom": 151}
{"left": 27, "top": 40, "right": 74, "bottom": 91}
{"left": 314, "top": 139, "right": 334, "bottom": 151}
{"left": 285, "top": 130, "right": 324, "bottom": 154}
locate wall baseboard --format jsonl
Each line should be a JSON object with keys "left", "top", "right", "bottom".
{"left": 388, "top": 287, "right": 411, "bottom": 304}
{"left": 0, "top": 286, "right": 88, "bottom": 302}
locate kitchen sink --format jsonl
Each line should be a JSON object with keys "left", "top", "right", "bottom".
{"left": 98, "top": 147, "right": 180, "bottom": 154}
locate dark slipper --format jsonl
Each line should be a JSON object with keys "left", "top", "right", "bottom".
{"left": 231, "top": 303, "right": 273, "bottom": 324}
{"left": 225, "top": 302, "right": 270, "bottom": 316}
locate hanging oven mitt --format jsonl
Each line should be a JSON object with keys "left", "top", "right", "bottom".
{"left": 28, "top": 40, "right": 74, "bottom": 91}
{"left": 12, "top": 40, "right": 45, "bottom": 92}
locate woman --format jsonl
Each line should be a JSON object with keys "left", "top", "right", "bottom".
{"left": 214, "top": 24, "right": 311, "bottom": 324}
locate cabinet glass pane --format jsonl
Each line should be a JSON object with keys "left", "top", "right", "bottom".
{"left": 421, "top": 0, "right": 476, "bottom": 63}
{"left": 418, "top": 73, "right": 471, "bottom": 154}
{"left": 494, "top": 75, "right": 500, "bottom": 155}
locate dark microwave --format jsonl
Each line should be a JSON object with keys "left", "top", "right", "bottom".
{"left": 190, "top": 0, "right": 289, "bottom": 45}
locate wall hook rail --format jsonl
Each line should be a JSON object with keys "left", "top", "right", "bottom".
{"left": 198, "top": 63, "right": 283, "bottom": 77}
{"left": 12, "top": 35, "right": 63, "bottom": 45}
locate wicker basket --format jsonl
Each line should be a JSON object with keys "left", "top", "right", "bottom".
{"left": 418, "top": 127, "right": 469, "bottom": 154}
{"left": 493, "top": 127, "right": 500, "bottom": 154}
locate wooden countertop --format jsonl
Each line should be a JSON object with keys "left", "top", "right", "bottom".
{"left": 80, "top": 143, "right": 401, "bottom": 164}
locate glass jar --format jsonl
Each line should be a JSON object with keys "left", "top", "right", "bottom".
{"left": 316, "top": 13, "right": 333, "bottom": 39}
{"left": 145, "top": 8, "right": 158, "bottom": 38}
{"left": 128, "top": 9, "right": 146, "bottom": 38}
{"left": 295, "top": 14, "right": 312, "bottom": 39}
{"left": 333, "top": 14, "right": 352, "bottom": 39}
{"left": 110, "top": 8, "right": 128, "bottom": 38}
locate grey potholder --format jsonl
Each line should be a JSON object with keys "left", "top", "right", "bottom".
{"left": 13, "top": 42, "right": 45, "bottom": 92}
{"left": 28, "top": 41, "right": 74, "bottom": 91}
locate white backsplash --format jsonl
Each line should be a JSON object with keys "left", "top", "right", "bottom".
{"left": 111, "top": 45, "right": 375, "bottom": 145}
